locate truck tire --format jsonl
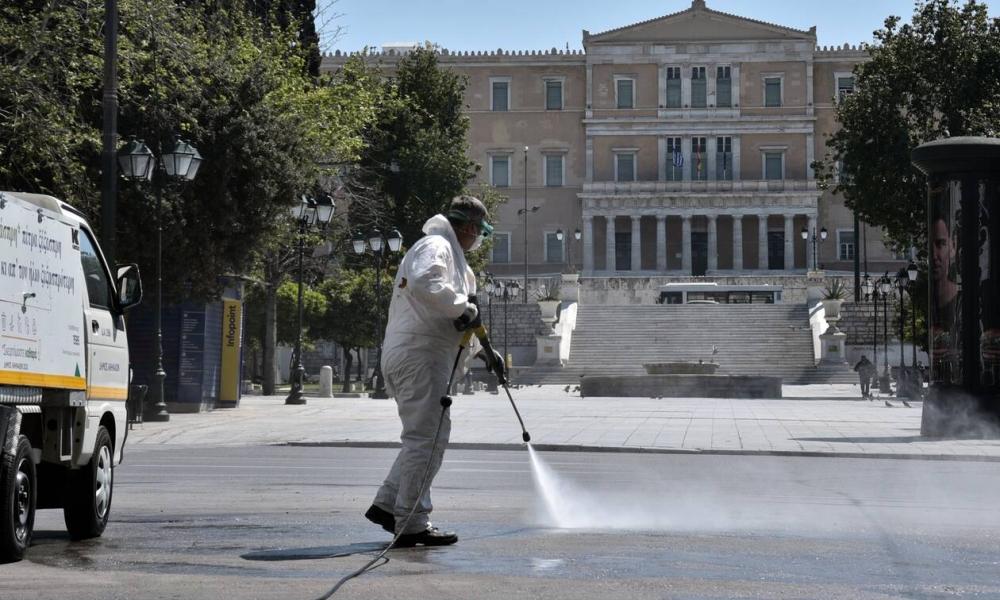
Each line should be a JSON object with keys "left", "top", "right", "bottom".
{"left": 0, "top": 435, "right": 36, "bottom": 563}
{"left": 64, "top": 426, "right": 113, "bottom": 540}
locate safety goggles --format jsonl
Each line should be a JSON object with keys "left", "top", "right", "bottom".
{"left": 449, "top": 210, "right": 493, "bottom": 238}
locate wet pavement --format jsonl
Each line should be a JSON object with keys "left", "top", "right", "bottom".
{"left": 5, "top": 445, "right": 1000, "bottom": 599}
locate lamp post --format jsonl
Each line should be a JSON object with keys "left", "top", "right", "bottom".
{"left": 494, "top": 280, "right": 519, "bottom": 368}
{"left": 800, "top": 225, "right": 828, "bottom": 271}
{"left": 862, "top": 274, "right": 876, "bottom": 369}
{"left": 118, "top": 136, "right": 203, "bottom": 421}
{"left": 523, "top": 145, "right": 529, "bottom": 303}
{"left": 483, "top": 275, "right": 495, "bottom": 335}
{"left": 555, "top": 228, "right": 582, "bottom": 271}
{"left": 907, "top": 262, "right": 918, "bottom": 368}
{"left": 878, "top": 273, "right": 893, "bottom": 393}
{"left": 285, "top": 194, "right": 336, "bottom": 405}
{"left": 895, "top": 268, "right": 910, "bottom": 398}
{"left": 353, "top": 228, "right": 403, "bottom": 399}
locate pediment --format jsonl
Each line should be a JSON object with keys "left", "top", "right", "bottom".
{"left": 585, "top": 2, "right": 814, "bottom": 45}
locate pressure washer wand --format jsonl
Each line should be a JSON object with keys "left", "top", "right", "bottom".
{"left": 471, "top": 324, "right": 531, "bottom": 443}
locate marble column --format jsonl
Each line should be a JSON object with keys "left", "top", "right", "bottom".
{"left": 656, "top": 215, "right": 667, "bottom": 272}
{"left": 758, "top": 214, "right": 769, "bottom": 270}
{"left": 732, "top": 214, "right": 744, "bottom": 271}
{"left": 631, "top": 215, "right": 642, "bottom": 271}
{"left": 583, "top": 215, "right": 594, "bottom": 273}
{"left": 605, "top": 215, "right": 616, "bottom": 273}
{"left": 784, "top": 214, "right": 795, "bottom": 271}
{"left": 707, "top": 214, "right": 718, "bottom": 272}
{"left": 681, "top": 215, "right": 693, "bottom": 274}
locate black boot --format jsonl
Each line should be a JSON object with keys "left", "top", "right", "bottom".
{"left": 392, "top": 525, "right": 458, "bottom": 548}
{"left": 364, "top": 505, "right": 395, "bottom": 534}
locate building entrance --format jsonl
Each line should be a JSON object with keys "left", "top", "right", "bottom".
{"left": 768, "top": 231, "right": 786, "bottom": 270}
{"left": 691, "top": 232, "right": 708, "bottom": 276}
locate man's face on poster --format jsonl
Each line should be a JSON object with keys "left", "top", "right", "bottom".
{"left": 932, "top": 218, "right": 955, "bottom": 281}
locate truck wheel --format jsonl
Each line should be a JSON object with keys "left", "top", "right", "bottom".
{"left": 0, "top": 435, "right": 36, "bottom": 563}
{"left": 64, "top": 426, "right": 113, "bottom": 540}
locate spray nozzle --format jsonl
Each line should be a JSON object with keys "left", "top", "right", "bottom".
{"left": 522, "top": 431, "right": 531, "bottom": 443}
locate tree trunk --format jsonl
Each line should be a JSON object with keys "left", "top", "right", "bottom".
{"left": 262, "top": 283, "right": 278, "bottom": 395}
{"left": 342, "top": 348, "right": 353, "bottom": 393}
{"left": 355, "top": 347, "right": 364, "bottom": 383}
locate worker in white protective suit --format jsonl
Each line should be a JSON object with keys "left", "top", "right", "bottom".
{"left": 364, "top": 195, "right": 505, "bottom": 547}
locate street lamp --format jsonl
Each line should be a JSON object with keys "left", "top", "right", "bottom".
{"left": 895, "top": 268, "right": 910, "bottom": 397}
{"left": 878, "top": 273, "right": 893, "bottom": 393}
{"left": 800, "top": 225, "right": 828, "bottom": 271}
{"left": 862, "top": 274, "right": 876, "bottom": 372}
{"left": 494, "top": 280, "right": 519, "bottom": 370}
{"left": 284, "top": 194, "right": 335, "bottom": 405}
{"left": 523, "top": 146, "right": 529, "bottom": 302}
{"left": 555, "top": 228, "right": 582, "bottom": 271}
{"left": 907, "top": 262, "right": 918, "bottom": 370}
{"left": 353, "top": 227, "right": 403, "bottom": 399}
{"left": 118, "top": 136, "right": 203, "bottom": 421}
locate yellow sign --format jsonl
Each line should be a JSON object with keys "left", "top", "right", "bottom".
{"left": 220, "top": 300, "right": 243, "bottom": 402}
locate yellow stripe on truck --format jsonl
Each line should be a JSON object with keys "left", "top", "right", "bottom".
{"left": 88, "top": 386, "right": 128, "bottom": 400}
{"left": 0, "top": 370, "right": 87, "bottom": 390}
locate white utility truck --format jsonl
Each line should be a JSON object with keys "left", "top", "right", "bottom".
{"left": 0, "top": 191, "right": 142, "bottom": 562}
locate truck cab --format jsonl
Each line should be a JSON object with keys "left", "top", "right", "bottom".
{"left": 0, "top": 191, "right": 142, "bottom": 562}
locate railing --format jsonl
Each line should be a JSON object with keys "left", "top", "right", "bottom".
{"left": 582, "top": 179, "right": 818, "bottom": 195}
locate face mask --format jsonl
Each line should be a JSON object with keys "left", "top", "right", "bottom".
{"left": 469, "top": 232, "right": 485, "bottom": 252}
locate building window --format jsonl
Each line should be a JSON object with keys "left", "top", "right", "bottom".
{"left": 491, "top": 78, "right": 510, "bottom": 111}
{"left": 716, "top": 136, "right": 733, "bottom": 180}
{"left": 545, "top": 232, "right": 564, "bottom": 263}
{"left": 665, "top": 66, "right": 681, "bottom": 108}
{"left": 716, "top": 66, "right": 732, "bottom": 107}
{"left": 615, "top": 152, "right": 636, "bottom": 182}
{"left": 615, "top": 77, "right": 634, "bottom": 109}
{"left": 838, "top": 230, "right": 856, "bottom": 261}
{"left": 691, "top": 137, "right": 707, "bottom": 181}
{"left": 836, "top": 74, "right": 855, "bottom": 104}
{"left": 764, "top": 151, "right": 784, "bottom": 180}
{"left": 691, "top": 66, "right": 707, "bottom": 108}
{"left": 666, "top": 137, "right": 683, "bottom": 181}
{"left": 545, "top": 79, "right": 563, "bottom": 110}
{"left": 544, "top": 153, "right": 564, "bottom": 187}
{"left": 492, "top": 232, "right": 511, "bottom": 263}
{"left": 490, "top": 154, "right": 510, "bottom": 187}
{"left": 764, "top": 76, "right": 782, "bottom": 107}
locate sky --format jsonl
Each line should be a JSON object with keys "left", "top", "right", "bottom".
{"left": 317, "top": 0, "right": 999, "bottom": 55}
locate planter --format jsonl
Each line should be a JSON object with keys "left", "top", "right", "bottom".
{"left": 821, "top": 298, "right": 843, "bottom": 321}
{"left": 537, "top": 299, "right": 560, "bottom": 321}
{"left": 561, "top": 273, "right": 579, "bottom": 284}
{"left": 643, "top": 362, "right": 719, "bottom": 375}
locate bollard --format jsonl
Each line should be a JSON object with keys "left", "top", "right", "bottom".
{"left": 319, "top": 366, "right": 334, "bottom": 398}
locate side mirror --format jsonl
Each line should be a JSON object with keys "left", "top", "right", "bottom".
{"left": 116, "top": 264, "right": 143, "bottom": 311}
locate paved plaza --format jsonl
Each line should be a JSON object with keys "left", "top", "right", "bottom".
{"left": 127, "top": 385, "right": 1000, "bottom": 460}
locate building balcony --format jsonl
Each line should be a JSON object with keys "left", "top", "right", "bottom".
{"left": 581, "top": 179, "right": 818, "bottom": 197}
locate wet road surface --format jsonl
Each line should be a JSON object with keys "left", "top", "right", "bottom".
{"left": 3, "top": 445, "right": 1000, "bottom": 599}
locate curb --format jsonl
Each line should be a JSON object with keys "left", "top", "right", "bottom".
{"left": 281, "top": 440, "right": 1000, "bottom": 462}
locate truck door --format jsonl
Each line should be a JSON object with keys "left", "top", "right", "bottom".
{"left": 78, "top": 230, "right": 128, "bottom": 403}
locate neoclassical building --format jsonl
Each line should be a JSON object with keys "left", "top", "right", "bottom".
{"left": 323, "top": 0, "right": 904, "bottom": 296}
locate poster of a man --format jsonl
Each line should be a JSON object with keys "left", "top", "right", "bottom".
{"left": 929, "top": 191, "right": 961, "bottom": 385}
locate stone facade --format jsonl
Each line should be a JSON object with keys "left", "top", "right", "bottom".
{"left": 321, "top": 0, "right": 908, "bottom": 300}
{"left": 481, "top": 302, "right": 543, "bottom": 349}
{"left": 838, "top": 302, "right": 900, "bottom": 347}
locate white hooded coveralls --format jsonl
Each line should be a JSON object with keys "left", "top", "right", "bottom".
{"left": 373, "top": 214, "right": 479, "bottom": 533}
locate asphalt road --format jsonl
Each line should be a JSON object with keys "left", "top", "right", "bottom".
{"left": 3, "top": 445, "right": 1000, "bottom": 600}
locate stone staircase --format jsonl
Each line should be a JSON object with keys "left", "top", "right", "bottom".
{"left": 513, "top": 304, "right": 857, "bottom": 386}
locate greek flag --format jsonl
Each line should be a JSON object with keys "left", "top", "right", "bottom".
{"left": 672, "top": 148, "right": 683, "bottom": 168}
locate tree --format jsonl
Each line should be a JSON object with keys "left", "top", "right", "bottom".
{"left": 349, "top": 46, "right": 480, "bottom": 248}
{"left": 817, "top": 0, "right": 1000, "bottom": 254}
{"left": 315, "top": 268, "right": 390, "bottom": 392}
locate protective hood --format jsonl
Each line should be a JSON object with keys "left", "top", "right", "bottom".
{"left": 422, "top": 214, "right": 471, "bottom": 289}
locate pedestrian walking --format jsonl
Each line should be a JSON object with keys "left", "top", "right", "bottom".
{"left": 364, "top": 195, "right": 503, "bottom": 548}
{"left": 854, "top": 355, "right": 876, "bottom": 400}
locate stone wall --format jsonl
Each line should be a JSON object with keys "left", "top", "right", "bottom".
{"left": 838, "top": 302, "right": 899, "bottom": 347}
{"left": 482, "top": 302, "right": 543, "bottom": 348}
